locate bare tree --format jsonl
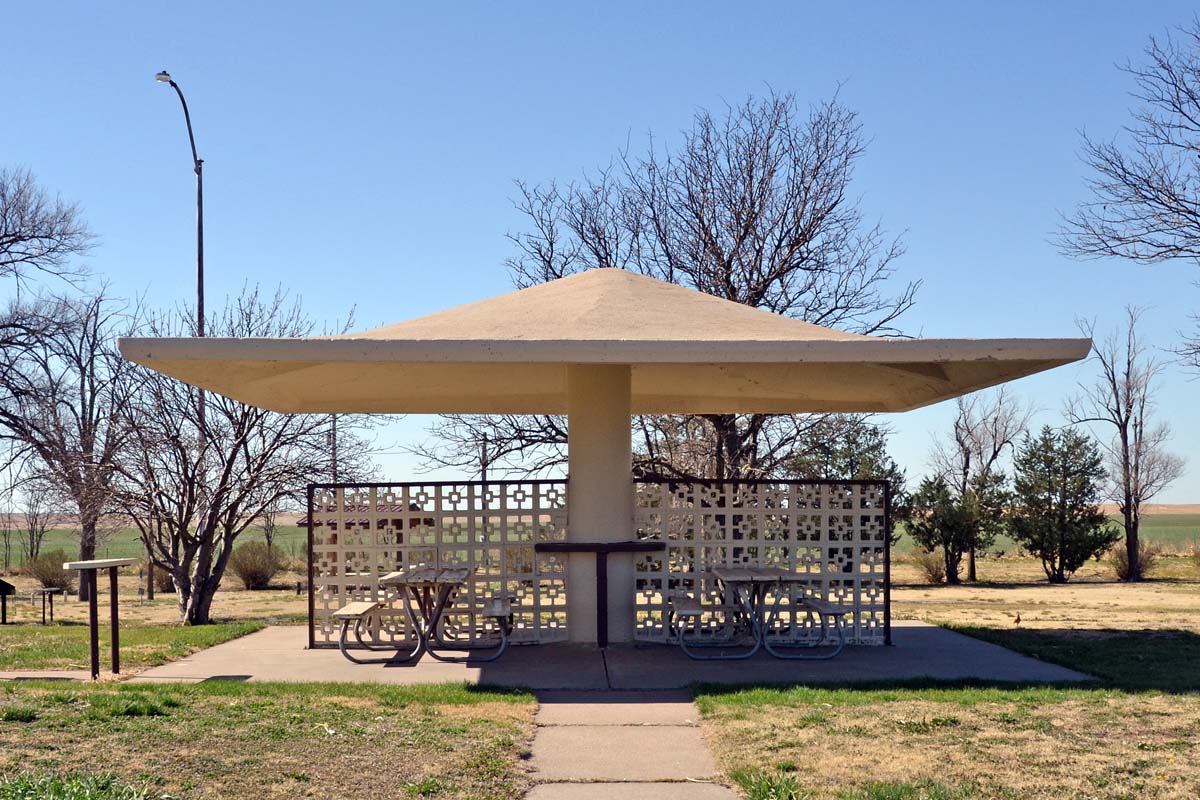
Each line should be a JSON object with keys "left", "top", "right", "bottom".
{"left": 0, "top": 292, "right": 137, "bottom": 597}
{"left": 17, "top": 470, "right": 58, "bottom": 563}
{"left": 258, "top": 498, "right": 282, "bottom": 551}
{"left": 930, "top": 388, "right": 1032, "bottom": 580}
{"left": 0, "top": 167, "right": 92, "bottom": 285}
{"left": 0, "top": 451, "right": 16, "bottom": 571}
{"left": 115, "top": 287, "right": 375, "bottom": 624}
{"left": 1058, "top": 21, "right": 1200, "bottom": 368}
{"left": 418, "top": 91, "right": 918, "bottom": 479}
{"left": 1067, "top": 308, "right": 1185, "bottom": 580}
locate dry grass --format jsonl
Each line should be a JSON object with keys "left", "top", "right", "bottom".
{"left": 890, "top": 555, "right": 1200, "bottom": 633}
{"left": 0, "top": 681, "right": 535, "bottom": 800}
{"left": 699, "top": 554, "right": 1200, "bottom": 798}
{"left": 0, "top": 573, "right": 309, "bottom": 627}
{"left": 701, "top": 686, "right": 1200, "bottom": 799}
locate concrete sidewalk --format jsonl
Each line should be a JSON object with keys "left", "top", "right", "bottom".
{"left": 527, "top": 690, "right": 736, "bottom": 799}
{"left": 109, "top": 621, "right": 1091, "bottom": 687}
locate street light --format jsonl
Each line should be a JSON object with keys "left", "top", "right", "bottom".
{"left": 154, "top": 70, "right": 207, "bottom": 600}
{"left": 155, "top": 70, "right": 204, "bottom": 339}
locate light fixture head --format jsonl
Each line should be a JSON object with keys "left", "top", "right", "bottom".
{"left": 155, "top": 71, "right": 172, "bottom": 84}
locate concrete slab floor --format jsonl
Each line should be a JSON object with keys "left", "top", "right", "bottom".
{"left": 124, "top": 621, "right": 1091, "bottom": 688}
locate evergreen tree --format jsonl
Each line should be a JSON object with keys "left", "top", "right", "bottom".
{"left": 1009, "top": 426, "right": 1120, "bottom": 583}
{"left": 908, "top": 476, "right": 978, "bottom": 584}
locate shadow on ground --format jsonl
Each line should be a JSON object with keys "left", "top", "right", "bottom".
{"left": 948, "top": 625, "right": 1200, "bottom": 692}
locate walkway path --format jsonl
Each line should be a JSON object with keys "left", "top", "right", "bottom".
{"left": 526, "top": 690, "right": 736, "bottom": 799}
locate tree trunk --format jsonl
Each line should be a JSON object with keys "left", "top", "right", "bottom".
{"left": 944, "top": 546, "right": 961, "bottom": 585}
{"left": 77, "top": 517, "right": 97, "bottom": 601}
{"left": 1124, "top": 508, "right": 1140, "bottom": 582}
{"left": 181, "top": 535, "right": 235, "bottom": 625}
{"left": 967, "top": 545, "right": 977, "bottom": 582}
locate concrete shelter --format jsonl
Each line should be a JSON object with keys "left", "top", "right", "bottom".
{"left": 119, "top": 268, "right": 1092, "bottom": 644}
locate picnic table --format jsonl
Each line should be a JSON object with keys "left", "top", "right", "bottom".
{"left": 381, "top": 566, "right": 510, "bottom": 663}
{"left": 63, "top": 557, "right": 138, "bottom": 679}
{"left": 0, "top": 579, "right": 14, "bottom": 624}
{"left": 671, "top": 566, "right": 850, "bottom": 660}
{"left": 30, "top": 587, "right": 63, "bottom": 625}
{"left": 332, "top": 565, "right": 510, "bottom": 664}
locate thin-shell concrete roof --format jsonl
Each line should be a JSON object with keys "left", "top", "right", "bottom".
{"left": 118, "top": 269, "right": 1092, "bottom": 414}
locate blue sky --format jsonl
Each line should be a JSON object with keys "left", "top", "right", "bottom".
{"left": 4, "top": 2, "right": 1198, "bottom": 500}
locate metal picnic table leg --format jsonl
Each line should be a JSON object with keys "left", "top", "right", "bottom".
{"left": 87, "top": 571, "right": 99, "bottom": 680}
{"left": 109, "top": 566, "right": 120, "bottom": 674}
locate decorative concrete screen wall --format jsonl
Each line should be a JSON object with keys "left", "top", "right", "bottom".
{"left": 633, "top": 479, "right": 891, "bottom": 646}
{"left": 307, "top": 481, "right": 569, "bottom": 648}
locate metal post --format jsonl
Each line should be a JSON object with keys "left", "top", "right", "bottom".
{"left": 594, "top": 553, "right": 608, "bottom": 648}
{"left": 883, "top": 481, "right": 893, "bottom": 647}
{"left": 87, "top": 571, "right": 99, "bottom": 680}
{"left": 146, "top": 544, "right": 155, "bottom": 601}
{"left": 109, "top": 566, "right": 120, "bottom": 674}
{"left": 306, "top": 484, "right": 316, "bottom": 651}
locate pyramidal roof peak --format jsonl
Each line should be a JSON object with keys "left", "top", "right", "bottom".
{"left": 349, "top": 267, "right": 868, "bottom": 343}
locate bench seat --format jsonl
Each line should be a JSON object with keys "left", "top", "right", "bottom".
{"left": 332, "top": 600, "right": 381, "bottom": 620}
{"left": 799, "top": 597, "right": 851, "bottom": 616}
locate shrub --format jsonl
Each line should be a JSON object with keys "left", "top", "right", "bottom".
{"left": 731, "top": 769, "right": 802, "bottom": 800}
{"left": 24, "top": 549, "right": 73, "bottom": 592}
{"left": 1109, "top": 539, "right": 1161, "bottom": 581}
{"left": 909, "top": 548, "right": 946, "bottom": 584}
{"left": 227, "top": 541, "right": 284, "bottom": 590}
{"left": 1192, "top": 547, "right": 1200, "bottom": 574}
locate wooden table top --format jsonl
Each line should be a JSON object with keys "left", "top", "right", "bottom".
{"left": 710, "top": 566, "right": 812, "bottom": 583}
{"left": 379, "top": 566, "right": 471, "bottom": 586}
{"left": 63, "top": 557, "right": 139, "bottom": 571}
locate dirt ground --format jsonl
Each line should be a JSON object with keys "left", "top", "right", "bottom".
{"left": 890, "top": 555, "right": 1200, "bottom": 633}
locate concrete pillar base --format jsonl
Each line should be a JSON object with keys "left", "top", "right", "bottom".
{"left": 566, "top": 364, "right": 633, "bottom": 644}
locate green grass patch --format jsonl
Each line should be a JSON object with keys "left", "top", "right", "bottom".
{"left": 946, "top": 625, "right": 1200, "bottom": 692}
{"left": 839, "top": 780, "right": 981, "bottom": 800}
{"left": 694, "top": 680, "right": 1106, "bottom": 716}
{"left": 0, "top": 681, "right": 534, "bottom": 800}
{"left": 731, "top": 768, "right": 804, "bottom": 800}
{"left": 0, "top": 773, "right": 170, "bottom": 799}
{"left": 732, "top": 771, "right": 980, "bottom": 800}
{"left": 0, "top": 621, "right": 263, "bottom": 671}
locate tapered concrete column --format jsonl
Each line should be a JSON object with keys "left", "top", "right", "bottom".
{"left": 566, "top": 364, "right": 633, "bottom": 644}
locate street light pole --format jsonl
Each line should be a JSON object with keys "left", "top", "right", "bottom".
{"left": 155, "top": 71, "right": 204, "bottom": 340}
{"left": 156, "top": 70, "right": 205, "bottom": 591}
